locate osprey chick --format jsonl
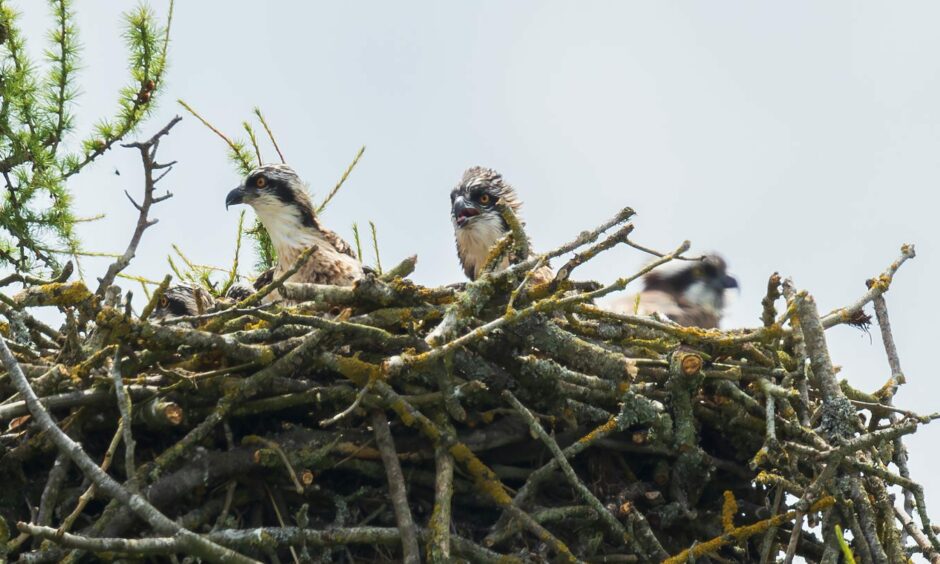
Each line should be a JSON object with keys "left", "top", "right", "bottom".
{"left": 450, "top": 167, "right": 550, "bottom": 282}
{"left": 608, "top": 254, "right": 738, "bottom": 329}
{"left": 151, "top": 283, "right": 255, "bottom": 323}
{"left": 152, "top": 285, "right": 216, "bottom": 322}
{"left": 225, "top": 164, "right": 363, "bottom": 290}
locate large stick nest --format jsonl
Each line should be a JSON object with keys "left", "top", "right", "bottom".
{"left": 0, "top": 122, "right": 936, "bottom": 564}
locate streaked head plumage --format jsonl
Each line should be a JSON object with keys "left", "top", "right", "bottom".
{"left": 152, "top": 285, "right": 216, "bottom": 321}
{"left": 225, "top": 163, "right": 319, "bottom": 230}
{"left": 450, "top": 166, "right": 522, "bottom": 230}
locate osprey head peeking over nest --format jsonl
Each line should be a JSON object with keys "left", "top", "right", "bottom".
{"left": 152, "top": 285, "right": 216, "bottom": 322}
{"left": 151, "top": 282, "right": 257, "bottom": 324}
{"left": 608, "top": 254, "right": 738, "bottom": 329}
{"left": 450, "top": 166, "right": 551, "bottom": 282}
{"left": 226, "top": 164, "right": 363, "bottom": 289}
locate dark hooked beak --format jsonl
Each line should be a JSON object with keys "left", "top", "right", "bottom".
{"left": 722, "top": 274, "right": 739, "bottom": 290}
{"left": 452, "top": 196, "right": 480, "bottom": 227}
{"left": 225, "top": 186, "right": 246, "bottom": 210}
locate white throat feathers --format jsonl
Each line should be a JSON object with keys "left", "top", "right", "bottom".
{"left": 453, "top": 213, "right": 509, "bottom": 279}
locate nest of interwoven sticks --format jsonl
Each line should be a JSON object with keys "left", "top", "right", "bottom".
{"left": 0, "top": 110, "right": 932, "bottom": 564}
{"left": 0, "top": 199, "right": 937, "bottom": 564}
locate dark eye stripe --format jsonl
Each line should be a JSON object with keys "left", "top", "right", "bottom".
{"left": 265, "top": 178, "right": 317, "bottom": 228}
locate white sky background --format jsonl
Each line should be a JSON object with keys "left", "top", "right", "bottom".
{"left": 14, "top": 1, "right": 940, "bottom": 523}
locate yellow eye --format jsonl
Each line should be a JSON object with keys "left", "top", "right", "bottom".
{"left": 478, "top": 193, "right": 491, "bottom": 205}
{"left": 159, "top": 296, "right": 169, "bottom": 308}
{"left": 255, "top": 176, "right": 267, "bottom": 189}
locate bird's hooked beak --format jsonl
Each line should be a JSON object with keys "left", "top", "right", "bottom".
{"left": 452, "top": 196, "right": 480, "bottom": 228}
{"left": 722, "top": 274, "right": 739, "bottom": 290}
{"left": 225, "top": 186, "right": 247, "bottom": 210}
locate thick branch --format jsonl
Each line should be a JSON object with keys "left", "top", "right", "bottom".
{"left": 0, "top": 336, "right": 256, "bottom": 564}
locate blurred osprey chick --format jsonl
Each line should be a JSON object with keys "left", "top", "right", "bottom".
{"left": 226, "top": 164, "right": 363, "bottom": 290}
{"left": 151, "top": 283, "right": 256, "bottom": 323}
{"left": 608, "top": 254, "right": 738, "bottom": 329}
{"left": 152, "top": 285, "right": 215, "bottom": 323}
{"left": 450, "top": 166, "right": 551, "bottom": 282}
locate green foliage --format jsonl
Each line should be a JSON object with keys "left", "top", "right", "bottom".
{"left": 351, "top": 222, "right": 363, "bottom": 262}
{"left": 835, "top": 524, "right": 857, "bottom": 564}
{"left": 167, "top": 244, "right": 225, "bottom": 294}
{"left": 369, "top": 220, "right": 382, "bottom": 274}
{"left": 220, "top": 209, "right": 246, "bottom": 297}
{"left": 317, "top": 145, "right": 365, "bottom": 214}
{"left": 0, "top": 0, "right": 172, "bottom": 274}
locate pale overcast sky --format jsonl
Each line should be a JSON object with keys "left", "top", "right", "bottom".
{"left": 15, "top": 1, "right": 940, "bottom": 520}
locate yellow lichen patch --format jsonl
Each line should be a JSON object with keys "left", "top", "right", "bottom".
{"left": 722, "top": 490, "right": 738, "bottom": 532}
{"left": 750, "top": 447, "right": 769, "bottom": 468}
{"left": 525, "top": 280, "right": 557, "bottom": 301}
{"left": 243, "top": 319, "right": 269, "bottom": 331}
{"left": 448, "top": 442, "right": 512, "bottom": 506}
{"left": 333, "top": 355, "right": 382, "bottom": 387}
{"left": 673, "top": 325, "right": 721, "bottom": 341}
{"left": 257, "top": 347, "right": 275, "bottom": 366}
{"left": 762, "top": 323, "right": 785, "bottom": 340}
{"left": 71, "top": 344, "right": 117, "bottom": 381}
{"left": 873, "top": 376, "right": 902, "bottom": 401}
{"left": 95, "top": 307, "right": 135, "bottom": 342}
{"left": 868, "top": 274, "right": 892, "bottom": 293}
{"left": 663, "top": 496, "right": 835, "bottom": 564}
{"left": 427, "top": 502, "right": 448, "bottom": 550}
{"left": 387, "top": 397, "right": 418, "bottom": 428}
{"left": 16, "top": 281, "right": 93, "bottom": 307}
{"left": 578, "top": 417, "right": 617, "bottom": 444}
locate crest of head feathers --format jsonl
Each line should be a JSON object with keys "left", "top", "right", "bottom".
{"left": 450, "top": 166, "right": 523, "bottom": 222}
{"left": 450, "top": 166, "right": 529, "bottom": 280}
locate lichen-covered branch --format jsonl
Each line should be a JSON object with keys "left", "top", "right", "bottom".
{"left": 0, "top": 338, "right": 256, "bottom": 564}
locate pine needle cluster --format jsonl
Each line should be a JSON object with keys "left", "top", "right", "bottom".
{"left": 0, "top": 0, "right": 171, "bottom": 274}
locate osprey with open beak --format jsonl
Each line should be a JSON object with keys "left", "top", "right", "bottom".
{"left": 225, "top": 164, "right": 363, "bottom": 292}
{"left": 450, "top": 166, "right": 551, "bottom": 283}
